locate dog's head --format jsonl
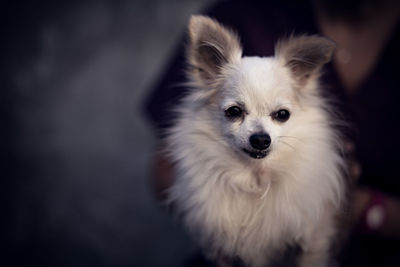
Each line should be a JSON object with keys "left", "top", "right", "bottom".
{"left": 186, "top": 15, "right": 335, "bottom": 160}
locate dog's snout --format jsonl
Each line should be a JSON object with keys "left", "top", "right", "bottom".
{"left": 249, "top": 133, "right": 271, "bottom": 150}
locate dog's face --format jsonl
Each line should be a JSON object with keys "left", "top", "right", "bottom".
{"left": 187, "top": 16, "right": 335, "bottom": 160}
{"left": 218, "top": 57, "right": 295, "bottom": 159}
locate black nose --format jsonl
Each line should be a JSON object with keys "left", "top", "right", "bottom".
{"left": 249, "top": 133, "right": 271, "bottom": 150}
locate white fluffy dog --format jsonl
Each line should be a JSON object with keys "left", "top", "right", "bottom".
{"left": 165, "top": 15, "right": 346, "bottom": 267}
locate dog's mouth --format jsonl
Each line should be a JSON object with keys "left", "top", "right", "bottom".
{"left": 242, "top": 148, "right": 269, "bottom": 159}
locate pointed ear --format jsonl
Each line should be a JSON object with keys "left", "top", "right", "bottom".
{"left": 187, "top": 15, "right": 242, "bottom": 85}
{"left": 276, "top": 35, "right": 335, "bottom": 88}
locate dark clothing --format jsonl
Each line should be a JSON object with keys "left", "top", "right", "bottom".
{"left": 145, "top": 0, "right": 400, "bottom": 265}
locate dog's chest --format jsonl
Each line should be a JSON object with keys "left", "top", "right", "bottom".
{"left": 190, "top": 175, "right": 303, "bottom": 258}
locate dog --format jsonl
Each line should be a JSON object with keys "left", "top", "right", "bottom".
{"left": 164, "top": 15, "right": 346, "bottom": 267}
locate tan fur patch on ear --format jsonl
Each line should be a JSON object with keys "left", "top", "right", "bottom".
{"left": 276, "top": 35, "right": 335, "bottom": 88}
{"left": 187, "top": 15, "right": 242, "bottom": 85}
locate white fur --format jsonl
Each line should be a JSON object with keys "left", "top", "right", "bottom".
{"left": 165, "top": 17, "right": 345, "bottom": 267}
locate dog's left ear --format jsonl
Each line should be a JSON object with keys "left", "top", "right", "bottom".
{"left": 276, "top": 35, "right": 335, "bottom": 89}
{"left": 187, "top": 15, "right": 242, "bottom": 86}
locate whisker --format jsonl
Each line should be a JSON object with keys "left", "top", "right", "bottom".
{"left": 278, "top": 140, "right": 296, "bottom": 151}
{"left": 278, "top": 135, "right": 303, "bottom": 142}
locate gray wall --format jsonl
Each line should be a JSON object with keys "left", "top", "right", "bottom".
{"left": 2, "top": 1, "right": 215, "bottom": 266}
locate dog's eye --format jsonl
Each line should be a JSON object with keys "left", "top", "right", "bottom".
{"left": 273, "top": 109, "right": 290, "bottom": 122}
{"left": 225, "top": 106, "right": 243, "bottom": 119}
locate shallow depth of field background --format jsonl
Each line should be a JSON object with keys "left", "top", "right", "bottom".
{"left": 1, "top": 1, "right": 216, "bottom": 266}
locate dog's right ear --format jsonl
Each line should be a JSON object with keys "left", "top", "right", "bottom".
{"left": 187, "top": 15, "right": 242, "bottom": 86}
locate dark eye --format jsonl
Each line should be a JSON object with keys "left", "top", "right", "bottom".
{"left": 225, "top": 106, "right": 243, "bottom": 119}
{"left": 273, "top": 109, "right": 290, "bottom": 122}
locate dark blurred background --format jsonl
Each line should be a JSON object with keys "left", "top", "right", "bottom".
{"left": 1, "top": 1, "right": 215, "bottom": 266}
